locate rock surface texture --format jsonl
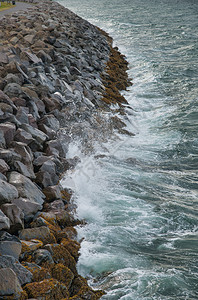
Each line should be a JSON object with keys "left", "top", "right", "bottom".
{"left": 0, "top": 0, "right": 132, "bottom": 299}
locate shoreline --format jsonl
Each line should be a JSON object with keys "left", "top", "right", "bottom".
{"left": 0, "top": 1, "right": 132, "bottom": 298}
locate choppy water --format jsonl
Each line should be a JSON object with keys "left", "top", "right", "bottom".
{"left": 59, "top": 0, "right": 198, "bottom": 298}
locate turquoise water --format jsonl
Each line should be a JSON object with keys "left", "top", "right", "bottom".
{"left": 59, "top": 0, "right": 198, "bottom": 298}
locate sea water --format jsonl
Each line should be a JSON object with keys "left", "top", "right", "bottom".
{"left": 59, "top": 0, "right": 198, "bottom": 298}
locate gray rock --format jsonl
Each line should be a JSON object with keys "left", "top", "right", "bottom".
{"left": 0, "top": 268, "right": 22, "bottom": 298}
{"left": 0, "top": 52, "right": 9, "bottom": 64}
{"left": 3, "top": 83, "right": 23, "bottom": 98}
{"left": 33, "top": 249, "right": 54, "bottom": 265}
{"left": 0, "top": 255, "right": 32, "bottom": 285}
{"left": 0, "top": 122, "right": 16, "bottom": 146}
{"left": 12, "top": 198, "right": 42, "bottom": 222}
{"left": 24, "top": 34, "right": 35, "bottom": 45}
{"left": 0, "top": 179, "right": 18, "bottom": 205}
{"left": 0, "top": 159, "right": 9, "bottom": 174}
{"left": 4, "top": 73, "right": 23, "bottom": 85}
{"left": 11, "top": 141, "right": 33, "bottom": 167}
{"left": 1, "top": 204, "right": 24, "bottom": 233}
{"left": 14, "top": 128, "right": 34, "bottom": 145}
{"left": 19, "top": 226, "right": 51, "bottom": 243}
{"left": 0, "top": 231, "right": 21, "bottom": 259}
{"left": 0, "top": 209, "right": 10, "bottom": 230}
{"left": 38, "top": 123, "right": 56, "bottom": 139}
{"left": 35, "top": 170, "right": 59, "bottom": 188}
{"left": 0, "top": 130, "right": 6, "bottom": 148}
{"left": 15, "top": 106, "right": 29, "bottom": 124}
{"left": 8, "top": 171, "right": 45, "bottom": 205}
{"left": 13, "top": 161, "right": 35, "bottom": 179}
{"left": 21, "top": 123, "right": 48, "bottom": 146}
{"left": 0, "top": 149, "right": 21, "bottom": 165}
{"left": 39, "top": 114, "right": 60, "bottom": 132}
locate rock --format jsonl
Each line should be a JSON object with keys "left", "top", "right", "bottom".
{"left": 12, "top": 197, "right": 42, "bottom": 222}
{"left": 51, "top": 263, "right": 74, "bottom": 289}
{"left": 21, "top": 123, "right": 48, "bottom": 146}
{"left": 0, "top": 122, "right": 16, "bottom": 146}
{"left": 39, "top": 114, "right": 60, "bottom": 132}
{"left": 30, "top": 217, "right": 48, "bottom": 228}
{"left": 14, "top": 128, "right": 34, "bottom": 145}
{"left": 0, "top": 102, "right": 13, "bottom": 113}
{"left": 36, "top": 170, "right": 59, "bottom": 188}
{"left": 0, "top": 179, "right": 18, "bottom": 205}
{"left": 15, "top": 106, "right": 29, "bottom": 124}
{"left": 0, "top": 130, "right": 6, "bottom": 148}
{"left": 13, "top": 161, "right": 36, "bottom": 179}
{"left": 0, "top": 149, "right": 21, "bottom": 166}
{"left": 0, "top": 231, "right": 21, "bottom": 259}
{"left": 3, "top": 83, "right": 23, "bottom": 98}
{"left": 0, "top": 159, "right": 9, "bottom": 174}
{"left": 38, "top": 123, "right": 56, "bottom": 139}
{"left": 0, "top": 255, "right": 32, "bottom": 285}
{"left": 1, "top": 204, "right": 24, "bottom": 233}
{"left": 24, "top": 278, "right": 69, "bottom": 299}
{"left": 10, "top": 141, "right": 33, "bottom": 167}
{"left": 45, "top": 139, "right": 67, "bottom": 158}
{"left": 42, "top": 185, "right": 62, "bottom": 202}
{"left": 42, "top": 97, "right": 56, "bottom": 112}
{"left": 12, "top": 97, "right": 26, "bottom": 107}
{"left": 0, "top": 268, "right": 23, "bottom": 298}
{"left": 0, "top": 209, "right": 10, "bottom": 230}
{"left": 0, "top": 52, "right": 9, "bottom": 64}
{"left": 8, "top": 172, "right": 45, "bottom": 205}
{"left": 21, "top": 51, "right": 42, "bottom": 63}
{"left": 33, "top": 249, "right": 54, "bottom": 265}
{"left": 4, "top": 73, "right": 23, "bottom": 85}
{"left": 19, "top": 226, "right": 55, "bottom": 244}
{"left": 21, "top": 239, "right": 43, "bottom": 254}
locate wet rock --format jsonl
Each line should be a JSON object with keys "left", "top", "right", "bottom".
{"left": 1, "top": 203, "right": 24, "bottom": 234}
{"left": 0, "top": 159, "right": 9, "bottom": 174}
{"left": 0, "top": 179, "right": 18, "bottom": 205}
{"left": 0, "top": 209, "right": 10, "bottom": 230}
{"left": 0, "top": 231, "right": 21, "bottom": 259}
{"left": 0, "top": 122, "right": 16, "bottom": 146}
{"left": 8, "top": 171, "right": 45, "bottom": 205}
{"left": 51, "top": 263, "right": 74, "bottom": 289}
{"left": 19, "top": 226, "right": 55, "bottom": 244}
{"left": 0, "top": 255, "right": 32, "bottom": 285}
{"left": 0, "top": 268, "right": 23, "bottom": 299}
{"left": 12, "top": 197, "right": 42, "bottom": 222}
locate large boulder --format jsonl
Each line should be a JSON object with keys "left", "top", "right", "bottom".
{"left": 0, "top": 231, "right": 21, "bottom": 259}
{"left": 19, "top": 226, "right": 55, "bottom": 245}
{"left": 0, "top": 179, "right": 18, "bottom": 205}
{"left": 0, "top": 268, "right": 23, "bottom": 299}
{"left": 0, "top": 255, "right": 32, "bottom": 285}
{"left": 8, "top": 172, "right": 45, "bottom": 205}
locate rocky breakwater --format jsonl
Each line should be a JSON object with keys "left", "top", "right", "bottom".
{"left": 0, "top": 0, "right": 132, "bottom": 299}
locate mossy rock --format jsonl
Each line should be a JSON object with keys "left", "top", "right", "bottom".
{"left": 61, "top": 238, "right": 80, "bottom": 261}
{"left": 24, "top": 278, "right": 69, "bottom": 300}
{"left": 50, "top": 263, "right": 74, "bottom": 289}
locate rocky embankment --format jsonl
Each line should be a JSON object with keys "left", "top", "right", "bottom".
{"left": 0, "top": 1, "right": 131, "bottom": 299}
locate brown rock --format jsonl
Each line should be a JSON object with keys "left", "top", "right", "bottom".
{"left": 42, "top": 185, "right": 62, "bottom": 202}
{"left": 14, "top": 128, "right": 34, "bottom": 145}
{"left": 0, "top": 52, "right": 9, "bottom": 64}
{"left": 50, "top": 263, "right": 74, "bottom": 289}
{"left": 19, "top": 226, "right": 56, "bottom": 245}
{"left": 0, "top": 102, "right": 13, "bottom": 113}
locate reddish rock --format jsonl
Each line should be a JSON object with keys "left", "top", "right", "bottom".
{"left": 42, "top": 185, "right": 62, "bottom": 202}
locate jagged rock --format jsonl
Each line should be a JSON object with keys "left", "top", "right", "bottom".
{"left": 1, "top": 203, "right": 24, "bottom": 233}
{"left": 0, "top": 209, "right": 10, "bottom": 230}
{"left": 4, "top": 73, "right": 23, "bottom": 85}
{"left": 13, "top": 161, "right": 36, "bottom": 179}
{"left": 0, "top": 102, "right": 13, "bottom": 113}
{"left": 51, "top": 263, "right": 74, "bottom": 289}
{"left": 37, "top": 50, "right": 52, "bottom": 63}
{"left": 39, "top": 114, "right": 60, "bottom": 132}
{"left": 0, "top": 179, "right": 18, "bottom": 205}
{"left": 0, "top": 268, "right": 23, "bottom": 298}
{"left": 24, "top": 35, "right": 35, "bottom": 45}
{"left": 21, "top": 123, "right": 48, "bottom": 146}
{"left": 15, "top": 106, "right": 29, "bottom": 124}
{"left": 0, "top": 130, "right": 6, "bottom": 148}
{"left": 30, "top": 217, "right": 48, "bottom": 228}
{"left": 0, "top": 255, "right": 32, "bottom": 285}
{"left": 38, "top": 123, "right": 56, "bottom": 139}
{"left": 19, "top": 226, "right": 55, "bottom": 244}
{"left": 45, "top": 139, "right": 67, "bottom": 158}
{"left": 12, "top": 197, "right": 42, "bottom": 222}
{"left": 35, "top": 170, "right": 59, "bottom": 188}
{"left": 11, "top": 141, "right": 33, "bottom": 167}
{"left": 28, "top": 113, "right": 38, "bottom": 128}
{"left": 33, "top": 249, "right": 54, "bottom": 265}
{"left": 14, "top": 128, "right": 34, "bottom": 145}
{"left": 0, "top": 122, "right": 16, "bottom": 146}
{"left": 0, "top": 52, "right": 8, "bottom": 64}
{"left": 42, "top": 185, "right": 62, "bottom": 202}
{"left": 0, "top": 149, "right": 21, "bottom": 166}
{"left": 42, "top": 97, "right": 56, "bottom": 112}
{"left": 8, "top": 171, "right": 45, "bottom": 205}
{"left": 12, "top": 97, "right": 26, "bottom": 107}
{"left": 0, "top": 159, "right": 9, "bottom": 174}
{"left": 0, "top": 231, "right": 21, "bottom": 259}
